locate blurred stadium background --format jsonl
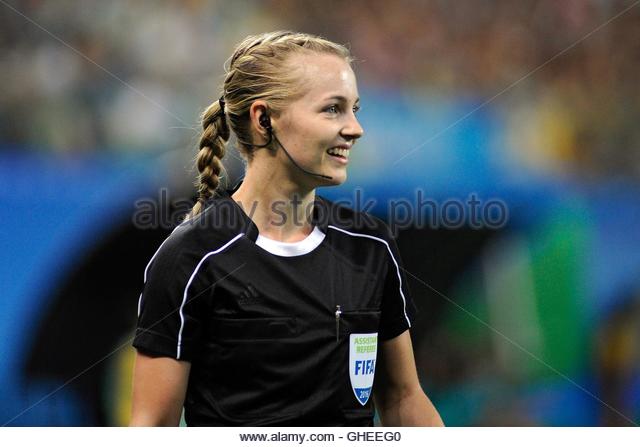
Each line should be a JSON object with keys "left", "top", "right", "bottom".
{"left": 1, "top": 0, "right": 639, "bottom": 426}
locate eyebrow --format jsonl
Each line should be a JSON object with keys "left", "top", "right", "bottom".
{"left": 324, "top": 95, "right": 360, "bottom": 104}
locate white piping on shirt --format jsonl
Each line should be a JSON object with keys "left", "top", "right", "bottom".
{"left": 176, "top": 233, "right": 245, "bottom": 359}
{"left": 138, "top": 227, "right": 179, "bottom": 317}
{"left": 327, "top": 225, "right": 411, "bottom": 329}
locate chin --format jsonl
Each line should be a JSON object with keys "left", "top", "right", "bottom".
{"left": 322, "top": 170, "right": 347, "bottom": 187}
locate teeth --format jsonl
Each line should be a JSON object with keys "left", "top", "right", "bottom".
{"left": 327, "top": 147, "right": 349, "bottom": 158}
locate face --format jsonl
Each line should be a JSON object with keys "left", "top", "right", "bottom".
{"left": 272, "top": 53, "right": 364, "bottom": 187}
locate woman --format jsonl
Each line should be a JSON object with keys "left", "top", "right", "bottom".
{"left": 130, "top": 31, "right": 443, "bottom": 427}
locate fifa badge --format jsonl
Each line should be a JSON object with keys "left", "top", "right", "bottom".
{"left": 349, "top": 333, "right": 378, "bottom": 405}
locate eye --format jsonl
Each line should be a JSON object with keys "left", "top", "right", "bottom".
{"left": 324, "top": 104, "right": 339, "bottom": 114}
{"left": 353, "top": 104, "right": 361, "bottom": 114}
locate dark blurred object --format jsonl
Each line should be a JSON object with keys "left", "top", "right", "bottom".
{"left": 597, "top": 290, "right": 640, "bottom": 426}
{"left": 23, "top": 220, "right": 170, "bottom": 425}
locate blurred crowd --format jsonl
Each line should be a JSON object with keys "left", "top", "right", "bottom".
{"left": 1, "top": 0, "right": 639, "bottom": 179}
{"left": 275, "top": 0, "right": 640, "bottom": 180}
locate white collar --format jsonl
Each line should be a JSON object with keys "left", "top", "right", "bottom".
{"left": 255, "top": 226, "right": 326, "bottom": 257}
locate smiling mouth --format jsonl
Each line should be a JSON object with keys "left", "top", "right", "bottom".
{"left": 326, "top": 147, "right": 350, "bottom": 161}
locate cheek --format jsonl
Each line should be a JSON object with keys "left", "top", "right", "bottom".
{"left": 286, "top": 119, "right": 318, "bottom": 142}
{"left": 284, "top": 115, "right": 336, "bottom": 153}
{"left": 298, "top": 128, "right": 333, "bottom": 153}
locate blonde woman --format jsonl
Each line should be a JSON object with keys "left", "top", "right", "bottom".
{"left": 130, "top": 31, "right": 443, "bottom": 427}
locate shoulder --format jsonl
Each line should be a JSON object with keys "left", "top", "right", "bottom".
{"left": 148, "top": 195, "right": 251, "bottom": 270}
{"left": 316, "top": 195, "right": 394, "bottom": 243}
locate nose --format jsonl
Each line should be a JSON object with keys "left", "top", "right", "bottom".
{"left": 341, "top": 113, "right": 364, "bottom": 142}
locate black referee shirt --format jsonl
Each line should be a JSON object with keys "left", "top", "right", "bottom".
{"left": 133, "top": 186, "right": 416, "bottom": 426}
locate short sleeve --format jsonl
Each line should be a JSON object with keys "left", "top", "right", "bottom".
{"left": 377, "top": 225, "right": 417, "bottom": 341}
{"left": 132, "top": 236, "right": 209, "bottom": 361}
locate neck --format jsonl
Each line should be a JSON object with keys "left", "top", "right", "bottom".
{"left": 232, "top": 161, "right": 316, "bottom": 243}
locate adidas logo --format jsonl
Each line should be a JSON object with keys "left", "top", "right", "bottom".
{"left": 237, "top": 284, "right": 261, "bottom": 305}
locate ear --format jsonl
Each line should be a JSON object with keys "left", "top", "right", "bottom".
{"left": 249, "top": 100, "right": 270, "bottom": 139}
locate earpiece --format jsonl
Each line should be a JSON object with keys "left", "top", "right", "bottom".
{"left": 259, "top": 114, "right": 272, "bottom": 130}
{"left": 253, "top": 110, "right": 332, "bottom": 180}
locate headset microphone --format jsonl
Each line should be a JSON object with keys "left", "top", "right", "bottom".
{"left": 260, "top": 114, "right": 333, "bottom": 180}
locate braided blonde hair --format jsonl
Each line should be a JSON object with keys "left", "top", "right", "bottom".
{"left": 189, "top": 31, "right": 352, "bottom": 217}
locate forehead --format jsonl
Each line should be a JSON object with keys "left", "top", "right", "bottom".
{"left": 290, "top": 53, "right": 359, "bottom": 102}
